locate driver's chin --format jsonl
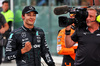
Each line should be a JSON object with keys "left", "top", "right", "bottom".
{"left": 28, "top": 23, "right": 34, "bottom": 26}
{"left": 26, "top": 22, "right": 33, "bottom": 26}
{"left": 28, "top": 21, "right": 34, "bottom": 25}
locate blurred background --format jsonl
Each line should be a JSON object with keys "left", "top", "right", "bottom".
{"left": 0, "top": 0, "right": 100, "bottom": 56}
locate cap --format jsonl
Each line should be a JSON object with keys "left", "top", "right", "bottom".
{"left": 22, "top": 6, "right": 38, "bottom": 15}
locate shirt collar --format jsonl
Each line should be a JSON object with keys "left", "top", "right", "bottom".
{"left": 22, "top": 25, "right": 36, "bottom": 32}
{"left": 3, "top": 9, "right": 9, "bottom": 13}
{"left": 86, "top": 26, "right": 100, "bottom": 30}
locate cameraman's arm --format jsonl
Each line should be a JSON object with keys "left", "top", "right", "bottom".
{"left": 65, "top": 25, "right": 75, "bottom": 48}
{"left": 3, "top": 23, "right": 9, "bottom": 31}
{"left": 0, "top": 23, "right": 9, "bottom": 34}
{"left": 0, "top": 14, "right": 9, "bottom": 34}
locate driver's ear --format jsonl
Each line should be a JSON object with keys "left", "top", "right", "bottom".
{"left": 22, "top": 15, "right": 25, "bottom": 20}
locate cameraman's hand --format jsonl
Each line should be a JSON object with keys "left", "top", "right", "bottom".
{"left": 65, "top": 25, "right": 71, "bottom": 30}
{"left": 21, "top": 41, "right": 32, "bottom": 54}
{"left": 0, "top": 26, "right": 5, "bottom": 34}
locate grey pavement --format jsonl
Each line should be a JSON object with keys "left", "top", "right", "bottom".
{"left": 1, "top": 56, "right": 63, "bottom": 66}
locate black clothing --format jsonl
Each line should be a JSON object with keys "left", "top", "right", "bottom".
{"left": 0, "top": 13, "right": 6, "bottom": 42}
{"left": 5, "top": 25, "right": 55, "bottom": 66}
{"left": 71, "top": 27, "right": 100, "bottom": 66}
{"left": 8, "top": 21, "right": 12, "bottom": 32}
{"left": 4, "top": 21, "right": 13, "bottom": 40}
{"left": 0, "top": 13, "right": 6, "bottom": 64}
{"left": 0, "top": 46, "right": 3, "bottom": 64}
{"left": 0, "top": 13, "right": 6, "bottom": 29}
{"left": 62, "top": 55, "right": 74, "bottom": 66}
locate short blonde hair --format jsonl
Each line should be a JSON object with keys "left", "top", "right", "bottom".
{"left": 87, "top": 7, "right": 98, "bottom": 16}
{"left": 87, "top": 7, "right": 96, "bottom": 10}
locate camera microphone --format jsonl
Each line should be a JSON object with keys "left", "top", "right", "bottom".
{"left": 91, "top": 21, "right": 96, "bottom": 22}
{"left": 86, "top": 20, "right": 96, "bottom": 23}
{"left": 54, "top": 5, "right": 71, "bottom": 15}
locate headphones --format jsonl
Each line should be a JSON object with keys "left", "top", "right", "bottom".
{"left": 96, "top": 9, "right": 100, "bottom": 23}
{"left": 96, "top": 14, "right": 100, "bottom": 23}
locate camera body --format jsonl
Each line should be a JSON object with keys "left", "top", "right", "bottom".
{"left": 59, "top": 8, "right": 88, "bottom": 28}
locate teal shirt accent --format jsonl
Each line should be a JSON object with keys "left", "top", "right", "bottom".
{"left": 9, "top": 33, "right": 13, "bottom": 39}
{"left": 36, "top": 31, "right": 39, "bottom": 36}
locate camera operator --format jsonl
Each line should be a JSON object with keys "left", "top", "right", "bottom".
{"left": 57, "top": 14, "right": 78, "bottom": 66}
{"left": 65, "top": 7, "right": 100, "bottom": 66}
